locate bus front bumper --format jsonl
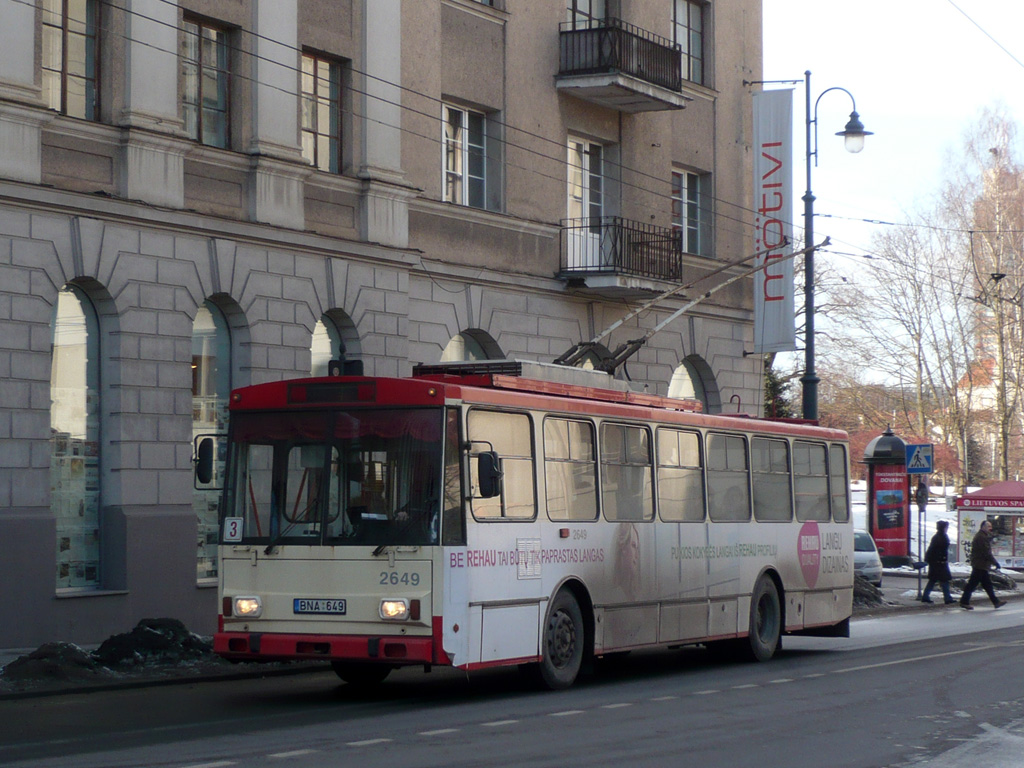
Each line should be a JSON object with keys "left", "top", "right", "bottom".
{"left": 213, "top": 630, "right": 447, "bottom": 665}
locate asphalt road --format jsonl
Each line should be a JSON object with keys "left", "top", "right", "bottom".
{"left": 3, "top": 601, "right": 1024, "bottom": 768}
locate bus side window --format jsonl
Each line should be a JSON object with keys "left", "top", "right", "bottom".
{"left": 467, "top": 409, "right": 536, "bottom": 520}
{"left": 751, "top": 437, "right": 792, "bottom": 522}
{"left": 794, "top": 441, "right": 829, "bottom": 522}
{"left": 829, "top": 444, "right": 850, "bottom": 523}
{"left": 707, "top": 433, "right": 750, "bottom": 522}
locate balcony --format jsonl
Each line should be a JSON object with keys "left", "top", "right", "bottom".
{"left": 556, "top": 18, "right": 691, "bottom": 113}
{"left": 559, "top": 217, "right": 682, "bottom": 297}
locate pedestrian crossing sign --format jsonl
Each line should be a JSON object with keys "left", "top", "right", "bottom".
{"left": 906, "top": 443, "right": 933, "bottom": 474}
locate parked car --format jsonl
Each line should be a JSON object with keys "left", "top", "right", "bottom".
{"left": 854, "top": 531, "right": 883, "bottom": 587}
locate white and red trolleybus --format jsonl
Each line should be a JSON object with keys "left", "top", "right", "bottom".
{"left": 209, "top": 360, "right": 853, "bottom": 689}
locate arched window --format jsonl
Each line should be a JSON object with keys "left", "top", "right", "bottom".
{"left": 192, "top": 301, "right": 231, "bottom": 580}
{"left": 440, "top": 329, "right": 501, "bottom": 362}
{"left": 311, "top": 316, "right": 343, "bottom": 376}
{"left": 51, "top": 284, "right": 101, "bottom": 589}
{"left": 668, "top": 356, "right": 720, "bottom": 413}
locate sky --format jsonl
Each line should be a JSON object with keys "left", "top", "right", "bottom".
{"left": 762, "top": 0, "right": 1024, "bottom": 267}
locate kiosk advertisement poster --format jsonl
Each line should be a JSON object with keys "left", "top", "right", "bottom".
{"left": 873, "top": 464, "right": 909, "bottom": 558}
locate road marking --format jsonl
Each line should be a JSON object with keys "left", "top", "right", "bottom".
{"left": 182, "top": 763, "right": 236, "bottom": 768}
{"left": 601, "top": 703, "right": 633, "bottom": 709}
{"left": 693, "top": 689, "right": 719, "bottom": 695}
{"left": 550, "top": 710, "right": 585, "bottom": 717}
{"left": 347, "top": 738, "right": 392, "bottom": 747}
{"left": 732, "top": 684, "right": 759, "bottom": 689}
{"left": 269, "top": 750, "right": 316, "bottom": 759}
{"left": 482, "top": 720, "right": 519, "bottom": 727}
{"left": 803, "top": 673, "right": 825, "bottom": 678}
{"left": 834, "top": 643, "right": 997, "bottom": 675}
{"left": 420, "top": 728, "right": 460, "bottom": 736}
{"left": 769, "top": 678, "right": 794, "bottom": 684}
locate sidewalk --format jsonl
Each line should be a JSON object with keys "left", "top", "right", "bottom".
{"left": 871, "top": 566, "right": 1024, "bottom": 612}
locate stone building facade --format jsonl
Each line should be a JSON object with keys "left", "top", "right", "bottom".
{"left": 0, "top": 0, "right": 763, "bottom": 648}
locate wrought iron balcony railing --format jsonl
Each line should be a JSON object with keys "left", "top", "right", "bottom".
{"left": 560, "top": 217, "right": 682, "bottom": 282}
{"left": 558, "top": 18, "right": 683, "bottom": 94}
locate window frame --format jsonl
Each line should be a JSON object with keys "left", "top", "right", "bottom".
{"left": 544, "top": 416, "right": 599, "bottom": 522}
{"left": 750, "top": 436, "right": 793, "bottom": 523}
{"left": 706, "top": 432, "right": 751, "bottom": 523}
{"left": 567, "top": 0, "right": 606, "bottom": 29}
{"left": 672, "top": 0, "right": 705, "bottom": 85}
{"left": 42, "top": 0, "right": 101, "bottom": 120}
{"left": 672, "top": 168, "right": 705, "bottom": 256}
{"left": 794, "top": 440, "right": 830, "bottom": 523}
{"left": 599, "top": 422, "right": 654, "bottom": 522}
{"left": 182, "top": 17, "right": 231, "bottom": 149}
{"left": 656, "top": 427, "right": 705, "bottom": 523}
{"left": 568, "top": 137, "right": 604, "bottom": 224}
{"left": 301, "top": 51, "right": 344, "bottom": 174}
{"left": 442, "top": 103, "right": 488, "bottom": 209}
{"left": 467, "top": 408, "right": 537, "bottom": 521}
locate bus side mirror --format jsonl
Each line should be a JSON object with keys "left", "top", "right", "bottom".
{"left": 196, "top": 437, "right": 215, "bottom": 485}
{"left": 477, "top": 451, "right": 503, "bottom": 499}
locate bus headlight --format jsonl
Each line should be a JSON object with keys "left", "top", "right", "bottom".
{"left": 233, "top": 596, "right": 263, "bottom": 618}
{"left": 380, "top": 599, "right": 410, "bottom": 621}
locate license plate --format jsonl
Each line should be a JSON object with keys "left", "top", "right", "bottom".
{"left": 293, "top": 598, "right": 347, "bottom": 615}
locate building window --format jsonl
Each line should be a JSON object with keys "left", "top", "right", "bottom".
{"left": 672, "top": 169, "right": 705, "bottom": 255}
{"left": 567, "top": 0, "right": 605, "bottom": 28}
{"left": 568, "top": 138, "right": 603, "bottom": 221}
{"left": 193, "top": 301, "right": 231, "bottom": 580}
{"left": 182, "top": 19, "right": 230, "bottom": 148}
{"left": 443, "top": 104, "right": 488, "bottom": 209}
{"left": 311, "top": 316, "right": 343, "bottom": 376}
{"left": 51, "top": 285, "right": 101, "bottom": 589}
{"left": 672, "top": 0, "right": 704, "bottom": 85}
{"left": 301, "top": 53, "right": 343, "bottom": 173}
{"left": 42, "top": 0, "right": 101, "bottom": 120}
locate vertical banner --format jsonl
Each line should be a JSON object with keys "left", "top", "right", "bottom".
{"left": 752, "top": 89, "right": 796, "bottom": 353}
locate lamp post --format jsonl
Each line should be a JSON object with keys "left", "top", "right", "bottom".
{"left": 801, "top": 70, "right": 871, "bottom": 421}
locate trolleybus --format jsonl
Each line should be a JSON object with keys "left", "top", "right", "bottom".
{"left": 207, "top": 360, "right": 853, "bottom": 689}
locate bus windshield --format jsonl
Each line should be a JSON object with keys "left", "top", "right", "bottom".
{"left": 223, "top": 407, "right": 444, "bottom": 548}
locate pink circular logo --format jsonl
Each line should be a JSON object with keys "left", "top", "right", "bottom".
{"left": 798, "top": 521, "right": 821, "bottom": 588}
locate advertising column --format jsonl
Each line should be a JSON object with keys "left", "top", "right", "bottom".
{"left": 863, "top": 428, "right": 911, "bottom": 566}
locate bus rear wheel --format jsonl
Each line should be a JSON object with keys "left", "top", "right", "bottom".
{"left": 331, "top": 661, "right": 392, "bottom": 687}
{"left": 538, "top": 589, "right": 584, "bottom": 689}
{"left": 746, "top": 576, "right": 781, "bottom": 662}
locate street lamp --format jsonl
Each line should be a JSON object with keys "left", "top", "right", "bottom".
{"left": 802, "top": 70, "right": 871, "bottom": 421}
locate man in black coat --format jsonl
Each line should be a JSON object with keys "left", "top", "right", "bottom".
{"left": 921, "top": 520, "right": 955, "bottom": 604}
{"left": 960, "top": 519, "right": 1007, "bottom": 610}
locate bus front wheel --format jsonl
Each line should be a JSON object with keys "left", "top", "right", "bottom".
{"left": 747, "top": 576, "right": 781, "bottom": 662}
{"left": 331, "top": 661, "right": 392, "bottom": 687}
{"left": 539, "top": 589, "right": 585, "bottom": 689}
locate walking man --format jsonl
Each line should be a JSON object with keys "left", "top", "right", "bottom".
{"left": 921, "top": 520, "right": 955, "bottom": 604}
{"left": 960, "top": 519, "right": 1007, "bottom": 610}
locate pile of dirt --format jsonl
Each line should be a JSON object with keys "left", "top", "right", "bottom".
{"left": 1, "top": 618, "right": 223, "bottom": 692}
{"left": 853, "top": 574, "right": 885, "bottom": 607}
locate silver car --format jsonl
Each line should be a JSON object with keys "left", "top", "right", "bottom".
{"left": 854, "top": 531, "right": 883, "bottom": 587}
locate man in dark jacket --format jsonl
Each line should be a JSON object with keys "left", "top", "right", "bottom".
{"left": 960, "top": 520, "right": 1007, "bottom": 610}
{"left": 921, "top": 520, "right": 955, "bottom": 604}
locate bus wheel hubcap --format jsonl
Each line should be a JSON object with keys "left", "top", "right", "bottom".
{"left": 549, "top": 610, "right": 576, "bottom": 667}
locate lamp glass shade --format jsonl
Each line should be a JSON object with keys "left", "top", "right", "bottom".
{"left": 843, "top": 133, "right": 866, "bottom": 153}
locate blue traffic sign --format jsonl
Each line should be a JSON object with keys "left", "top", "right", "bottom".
{"left": 906, "top": 443, "right": 933, "bottom": 474}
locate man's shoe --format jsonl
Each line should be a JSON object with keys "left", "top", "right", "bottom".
{"left": 944, "top": 600, "right": 957, "bottom": 604}
{"left": 994, "top": 599, "right": 1007, "bottom": 609}
{"left": 920, "top": 597, "right": 933, "bottom": 603}
{"left": 960, "top": 602, "right": 973, "bottom": 610}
